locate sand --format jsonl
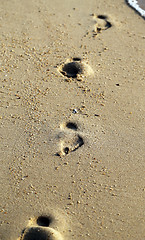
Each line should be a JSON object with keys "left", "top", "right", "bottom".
{"left": 0, "top": 0, "right": 145, "bottom": 240}
{"left": 127, "top": 0, "right": 145, "bottom": 17}
{"left": 138, "top": 0, "right": 145, "bottom": 10}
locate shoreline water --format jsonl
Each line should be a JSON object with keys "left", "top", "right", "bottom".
{"left": 126, "top": 0, "right": 145, "bottom": 18}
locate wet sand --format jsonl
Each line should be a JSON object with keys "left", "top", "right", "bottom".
{"left": 137, "top": 0, "right": 145, "bottom": 10}
{"left": 0, "top": 0, "right": 145, "bottom": 240}
{"left": 127, "top": 0, "right": 145, "bottom": 17}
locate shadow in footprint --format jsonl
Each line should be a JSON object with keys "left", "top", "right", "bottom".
{"left": 21, "top": 227, "right": 63, "bottom": 240}
{"left": 76, "top": 135, "right": 84, "bottom": 149}
{"left": 61, "top": 62, "right": 82, "bottom": 78}
{"left": 66, "top": 122, "right": 78, "bottom": 131}
{"left": 58, "top": 57, "right": 94, "bottom": 79}
{"left": 19, "top": 215, "right": 63, "bottom": 240}
{"left": 62, "top": 134, "right": 84, "bottom": 155}
{"left": 22, "top": 227, "right": 50, "bottom": 240}
{"left": 37, "top": 216, "right": 53, "bottom": 227}
{"left": 92, "top": 14, "right": 112, "bottom": 37}
{"left": 97, "top": 15, "right": 112, "bottom": 28}
{"left": 57, "top": 121, "right": 84, "bottom": 156}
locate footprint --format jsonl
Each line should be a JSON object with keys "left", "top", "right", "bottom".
{"left": 20, "top": 227, "right": 63, "bottom": 240}
{"left": 61, "top": 121, "right": 78, "bottom": 131}
{"left": 92, "top": 14, "right": 112, "bottom": 37}
{"left": 18, "top": 215, "right": 64, "bottom": 240}
{"left": 58, "top": 57, "right": 94, "bottom": 80}
{"left": 58, "top": 133, "right": 84, "bottom": 156}
{"left": 57, "top": 121, "right": 84, "bottom": 156}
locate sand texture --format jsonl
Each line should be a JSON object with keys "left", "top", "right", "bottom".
{"left": 0, "top": 0, "right": 145, "bottom": 240}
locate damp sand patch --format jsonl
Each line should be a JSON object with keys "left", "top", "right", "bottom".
{"left": 126, "top": 0, "right": 145, "bottom": 18}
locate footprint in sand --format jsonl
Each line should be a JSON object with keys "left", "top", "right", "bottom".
{"left": 91, "top": 14, "right": 112, "bottom": 37}
{"left": 56, "top": 121, "right": 84, "bottom": 156}
{"left": 58, "top": 57, "right": 94, "bottom": 80}
{"left": 18, "top": 215, "right": 64, "bottom": 240}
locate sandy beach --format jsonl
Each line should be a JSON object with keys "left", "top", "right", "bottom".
{"left": 0, "top": 0, "right": 145, "bottom": 240}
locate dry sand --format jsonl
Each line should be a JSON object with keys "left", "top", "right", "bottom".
{"left": 0, "top": 0, "right": 145, "bottom": 240}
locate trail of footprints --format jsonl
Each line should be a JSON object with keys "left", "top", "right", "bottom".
{"left": 57, "top": 121, "right": 84, "bottom": 156}
{"left": 17, "top": 12, "right": 112, "bottom": 240}
{"left": 18, "top": 122, "right": 83, "bottom": 239}
{"left": 18, "top": 215, "right": 63, "bottom": 240}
